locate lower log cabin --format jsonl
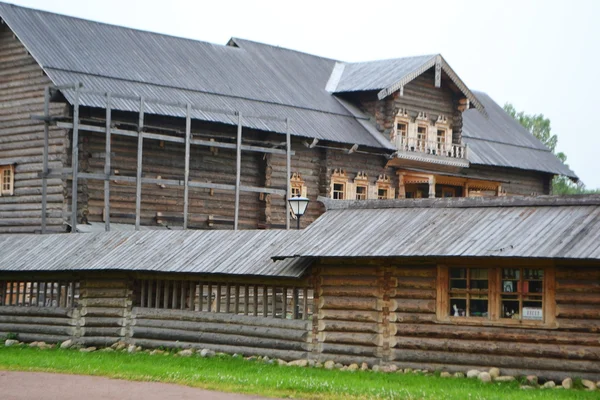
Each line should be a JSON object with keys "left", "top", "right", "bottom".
{"left": 0, "top": 195, "right": 599, "bottom": 381}
{"left": 0, "top": 3, "right": 576, "bottom": 234}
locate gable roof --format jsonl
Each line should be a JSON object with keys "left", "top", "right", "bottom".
{"left": 463, "top": 92, "right": 577, "bottom": 178}
{"left": 0, "top": 2, "right": 393, "bottom": 150}
{"left": 274, "top": 196, "right": 600, "bottom": 260}
{"left": 0, "top": 229, "right": 311, "bottom": 277}
{"left": 329, "top": 54, "right": 485, "bottom": 113}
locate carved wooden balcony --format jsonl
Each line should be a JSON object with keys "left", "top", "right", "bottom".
{"left": 392, "top": 136, "right": 469, "bottom": 167}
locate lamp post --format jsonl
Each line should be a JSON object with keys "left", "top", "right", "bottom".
{"left": 288, "top": 195, "right": 310, "bottom": 230}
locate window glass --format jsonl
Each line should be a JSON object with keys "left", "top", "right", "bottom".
{"left": 333, "top": 183, "right": 345, "bottom": 200}
{"left": 449, "top": 267, "right": 489, "bottom": 318}
{"left": 356, "top": 186, "right": 367, "bottom": 200}
{"left": 501, "top": 268, "right": 544, "bottom": 320}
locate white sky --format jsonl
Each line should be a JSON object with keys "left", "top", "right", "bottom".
{"left": 8, "top": 0, "right": 600, "bottom": 188}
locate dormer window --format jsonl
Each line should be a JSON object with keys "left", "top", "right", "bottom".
{"left": 0, "top": 165, "right": 14, "bottom": 196}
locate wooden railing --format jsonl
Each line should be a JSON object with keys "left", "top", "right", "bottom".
{"left": 394, "top": 136, "right": 467, "bottom": 159}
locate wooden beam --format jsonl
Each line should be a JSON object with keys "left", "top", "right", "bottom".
{"left": 55, "top": 122, "right": 294, "bottom": 156}
{"left": 234, "top": 112, "right": 242, "bottom": 231}
{"left": 286, "top": 118, "right": 291, "bottom": 230}
{"left": 135, "top": 97, "right": 144, "bottom": 231}
{"left": 41, "top": 86, "right": 50, "bottom": 234}
{"left": 104, "top": 93, "right": 112, "bottom": 232}
{"left": 70, "top": 86, "right": 80, "bottom": 233}
{"left": 183, "top": 103, "right": 191, "bottom": 230}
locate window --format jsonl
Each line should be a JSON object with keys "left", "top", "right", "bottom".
{"left": 437, "top": 265, "right": 555, "bottom": 326}
{"left": 417, "top": 126, "right": 427, "bottom": 151}
{"left": 377, "top": 188, "right": 388, "bottom": 199}
{"left": 290, "top": 172, "right": 306, "bottom": 198}
{"left": 436, "top": 129, "right": 446, "bottom": 154}
{"left": 333, "top": 183, "right": 345, "bottom": 199}
{"left": 376, "top": 174, "right": 394, "bottom": 200}
{"left": 500, "top": 268, "right": 544, "bottom": 321}
{"left": 0, "top": 165, "right": 14, "bottom": 196}
{"left": 356, "top": 185, "right": 367, "bottom": 200}
{"left": 330, "top": 169, "right": 348, "bottom": 200}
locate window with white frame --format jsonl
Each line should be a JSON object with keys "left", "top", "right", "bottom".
{"left": 330, "top": 169, "right": 348, "bottom": 200}
{"left": 354, "top": 171, "right": 369, "bottom": 200}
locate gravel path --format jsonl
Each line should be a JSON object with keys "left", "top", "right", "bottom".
{"left": 0, "top": 371, "right": 275, "bottom": 399}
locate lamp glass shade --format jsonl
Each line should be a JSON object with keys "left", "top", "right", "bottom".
{"left": 288, "top": 196, "right": 309, "bottom": 217}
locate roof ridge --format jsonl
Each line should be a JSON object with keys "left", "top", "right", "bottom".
{"left": 229, "top": 37, "right": 342, "bottom": 63}
{"left": 0, "top": 1, "right": 231, "bottom": 50}
{"left": 345, "top": 53, "right": 438, "bottom": 66}
{"left": 318, "top": 195, "right": 600, "bottom": 210}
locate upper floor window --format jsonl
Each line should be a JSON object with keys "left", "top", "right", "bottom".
{"left": 376, "top": 174, "right": 394, "bottom": 200}
{"left": 0, "top": 165, "right": 14, "bottom": 196}
{"left": 290, "top": 172, "right": 307, "bottom": 198}
{"left": 330, "top": 169, "right": 348, "bottom": 200}
{"left": 417, "top": 126, "right": 428, "bottom": 151}
{"left": 354, "top": 171, "right": 369, "bottom": 200}
{"left": 437, "top": 265, "right": 554, "bottom": 327}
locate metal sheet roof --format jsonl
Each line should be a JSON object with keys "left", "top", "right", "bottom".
{"left": 463, "top": 92, "right": 576, "bottom": 178}
{"left": 0, "top": 3, "right": 392, "bottom": 150}
{"left": 0, "top": 230, "right": 311, "bottom": 277}
{"left": 275, "top": 196, "right": 600, "bottom": 260}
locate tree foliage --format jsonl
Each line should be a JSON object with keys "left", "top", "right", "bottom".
{"left": 503, "top": 103, "right": 599, "bottom": 195}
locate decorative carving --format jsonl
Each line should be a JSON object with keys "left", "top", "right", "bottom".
{"left": 355, "top": 171, "right": 368, "bottom": 182}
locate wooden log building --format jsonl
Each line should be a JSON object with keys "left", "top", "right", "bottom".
{"left": 1, "top": 2, "right": 597, "bottom": 383}
{"left": 0, "top": 195, "right": 599, "bottom": 381}
{"left": 0, "top": 3, "right": 576, "bottom": 234}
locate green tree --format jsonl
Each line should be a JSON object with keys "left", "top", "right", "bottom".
{"left": 503, "top": 103, "right": 598, "bottom": 195}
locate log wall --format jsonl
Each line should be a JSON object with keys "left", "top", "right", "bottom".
{"left": 0, "top": 25, "right": 68, "bottom": 233}
{"left": 467, "top": 165, "right": 553, "bottom": 196}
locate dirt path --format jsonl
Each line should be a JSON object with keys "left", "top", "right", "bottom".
{"left": 0, "top": 371, "right": 275, "bottom": 399}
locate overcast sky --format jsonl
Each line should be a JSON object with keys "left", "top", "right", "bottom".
{"left": 8, "top": 0, "right": 600, "bottom": 188}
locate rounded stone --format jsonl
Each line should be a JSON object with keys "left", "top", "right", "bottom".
{"left": 440, "top": 372, "right": 452, "bottom": 378}
{"left": 488, "top": 367, "right": 500, "bottom": 379}
{"left": 466, "top": 369, "right": 481, "bottom": 378}
{"left": 562, "top": 377, "right": 572, "bottom": 389}
{"left": 478, "top": 372, "right": 492, "bottom": 383}
{"left": 543, "top": 381, "right": 556, "bottom": 389}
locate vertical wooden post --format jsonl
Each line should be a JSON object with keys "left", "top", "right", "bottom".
{"left": 292, "top": 287, "right": 299, "bottom": 319}
{"left": 70, "top": 85, "right": 80, "bottom": 232}
{"left": 28, "top": 281, "right": 34, "bottom": 306}
{"left": 104, "top": 93, "right": 112, "bottom": 231}
{"left": 262, "top": 286, "right": 268, "bottom": 317}
{"left": 271, "top": 286, "right": 277, "bottom": 318}
{"left": 225, "top": 284, "right": 231, "bottom": 313}
{"left": 281, "top": 287, "right": 287, "bottom": 319}
{"left": 183, "top": 103, "right": 191, "bottom": 229}
{"left": 188, "top": 281, "right": 195, "bottom": 311}
{"left": 234, "top": 112, "right": 242, "bottom": 230}
{"left": 198, "top": 283, "right": 204, "bottom": 312}
{"left": 135, "top": 97, "right": 145, "bottom": 230}
{"left": 171, "top": 281, "right": 178, "bottom": 309}
{"left": 155, "top": 280, "right": 161, "bottom": 309}
{"left": 428, "top": 176, "right": 436, "bottom": 199}
{"left": 302, "top": 287, "right": 309, "bottom": 320}
{"left": 244, "top": 284, "right": 249, "bottom": 315}
{"left": 234, "top": 284, "right": 240, "bottom": 314}
{"left": 180, "top": 280, "right": 186, "bottom": 310}
{"left": 216, "top": 284, "right": 222, "bottom": 313}
{"left": 163, "top": 280, "right": 170, "bottom": 309}
{"left": 140, "top": 279, "right": 146, "bottom": 308}
{"left": 41, "top": 86, "right": 50, "bottom": 233}
{"left": 285, "top": 118, "right": 291, "bottom": 230}
{"left": 147, "top": 280, "right": 154, "bottom": 308}
{"left": 253, "top": 285, "right": 258, "bottom": 316}
{"left": 207, "top": 283, "right": 213, "bottom": 312}
{"left": 397, "top": 172, "right": 406, "bottom": 199}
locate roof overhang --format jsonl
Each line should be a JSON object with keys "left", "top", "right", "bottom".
{"left": 377, "top": 55, "right": 486, "bottom": 115}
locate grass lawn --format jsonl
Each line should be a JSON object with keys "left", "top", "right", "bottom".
{"left": 0, "top": 346, "right": 597, "bottom": 400}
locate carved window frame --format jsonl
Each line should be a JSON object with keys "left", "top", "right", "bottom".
{"left": 376, "top": 174, "right": 394, "bottom": 200}
{"left": 0, "top": 165, "right": 14, "bottom": 196}
{"left": 353, "top": 171, "right": 369, "bottom": 200}
{"left": 330, "top": 169, "right": 348, "bottom": 200}
{"left": 290, "top": 172, "right": 307, "bottom": 198}
{"left": 392, "top": 109, "right": 410, "bottom": 149}
{"left": 437, "top": 264, "right": 556, "bottom": 328}
{"left": 434, "top": 115, "right": 452, "bottom": 155}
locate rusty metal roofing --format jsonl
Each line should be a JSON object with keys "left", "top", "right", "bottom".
{"left": 274, "top": 196, "right": 600, "bottom": 260}
{"left": 0, "top": 230, "right": 311, "bottom": 277}
{"left": 463, "top": 92, "right": 576, "bottom": 178}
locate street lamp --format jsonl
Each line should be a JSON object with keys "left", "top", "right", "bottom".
{"left": 288, "top": 195, "right": 310, "bottom": 230}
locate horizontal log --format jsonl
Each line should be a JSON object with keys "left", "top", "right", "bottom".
{"left": 395, "top": 312, "right": 437, "bottom": 324}
{"left": 318, "top": 309, "right": 383, "bottom": 323}
{"left": 0, "top": 323, "right": 74, "bottom": 336}
{"left": 557, "top": 304, "right": 600, "bottom": 319}
{"left": 0, "top": 307, "right": 72, "bottom": 318}
{"left": 132, "top": 308, "right": 310, "bottom": 330}
{"left": 557, "top": 279, "right": 600, "bottom": 293}
{"left": 555, "top": 292, "right": 600, "bottom": 304}
{"left": 81, "top": 327, "right": 123, "bottom": 337}
{"left": 134, "top": 318, "right": 309, "bottom": 343}
{"left": 394, "top": 267, "right": 436, "bottom": 278}
{"left": 80, "top": 307, "right": 125, "bottom": 318}
{"left": 319, "top": 296, "right": 380, "bottom": 311}
{"left": 319, "top": 286, "right": 383, "bottom": 298}
{"left": 81, "top": 317, "right": 124, "bottom": 327}
{"left": 395, "top": 323, "right": 600, "bottom": 346}
{"left": 396, "top": 277, "right": 435, "bottom": 290}
{"left": 0, "top": 315, "right": 74, "bottom": 326}
{"left": 131, "top": 338, "right": 308, "bottom": 361}
{"left": 390, "top": 348, "right": 600, "bottom": 373}
{"left": 395, "top": 299, "right": 435, "bottom": 313}
{"left": 317, "top": 266, "right": 379, "bottom": 276}
{"left": 132, "top": 326, "right": 309, "bottom": 351}
{"left": 320, "top": 332, "right": 381, "bottom": 347}
{"left": 394, "top": 288, "right": 436, "bottom": 300}
{"left": 557, "top": 318, "right": 600, "bottom": 332}
{"left": 319, "top": 343, "right": 378, "bottom": 357}
{"left": 317, "top": 320, "right": 380, "bottom": 334}
{"left": 79, "top": 298, "right": 128, "bottom": 308}
{"left": 319, "top": 276, "right": 382, "bottom": 287}
{"left": 556, "top": 268, "right": 600, "bottom": 280}
{"left": 394, "top": 336, "right": 600, "bottom": 361}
